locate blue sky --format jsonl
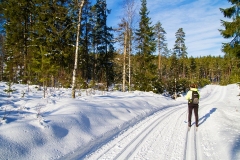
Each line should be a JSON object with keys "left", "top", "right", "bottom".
{"left": 92, "top": 0, "right": 231, "bottom": 57}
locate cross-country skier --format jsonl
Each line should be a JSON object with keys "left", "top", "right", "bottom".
{"left": 185, "top": 84, "right": 200, "bottom": 128}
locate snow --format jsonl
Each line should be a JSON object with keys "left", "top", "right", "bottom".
{"left": 0, "top": 82, "right": 240, "bottom": 160}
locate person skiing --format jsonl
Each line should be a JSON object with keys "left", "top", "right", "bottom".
{"left": 186, "top": 83, "right": 200, "bottom": 128}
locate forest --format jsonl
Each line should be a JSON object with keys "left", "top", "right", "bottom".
{"left": 0, "top": 0, "right": 239, "bottom": 97}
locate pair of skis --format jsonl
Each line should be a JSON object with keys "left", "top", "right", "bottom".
{"left": 188, "top": 126, "right": 198, "bottom": 131}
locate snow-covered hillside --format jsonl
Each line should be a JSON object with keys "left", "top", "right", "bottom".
{"left": 0, "top": 82, "right": 239, "bottom": 160}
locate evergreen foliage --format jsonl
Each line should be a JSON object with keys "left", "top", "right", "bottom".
{"left": 0, "top": 0, "right": 239, "bottom": 97}
{"left": 220, "top": 0, "right": 240, "bottom": 58}
{"left": 172, "top": 28, "right": 188, "bottom": 79}
{"left": 219, "top": 0, "right": 240, "bottom": 83}
{"left": 154, "top": 21, "right": 167, "bottom": 78}
{"left": 4, "top": 81, "right": 16, "bottom": 97}
{"left": 0, "top": 34, "right": 4, "bottom": 81}
{"left": 135, "top": 0, "right": 156, "bottom": 91}
{"left": 174, "top": 28, "right": 187, "bottom": 58}
{"left": 91, "top": 0, "right": 115, "bottom": 89}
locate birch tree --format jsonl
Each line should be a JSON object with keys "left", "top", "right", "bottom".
{"left": 125, "top": 0, "right": 136, "bottom": 92}
{"left": 118, "top": 19, "right": 130, "bottom": 92}
{"left": 115, "top": 0, "right": 136, "bottom": 92}
{"left": 72, "top": 0, "right": 86, "bottom": 98}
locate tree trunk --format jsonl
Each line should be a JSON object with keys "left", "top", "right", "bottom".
{"left": 128, "top": 29, "right": 131, "bottom": 92}
{"left": 123, "top": 31, "right": 127, "bottom": 92}
{"left": 158, "top": 41, "right": 161, "bottom": 78}
{"left": 72, "top": 0, "right": 85, "bottom": 98}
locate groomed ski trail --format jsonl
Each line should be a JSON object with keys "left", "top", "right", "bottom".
{"left": 85, "top": 104, "right": 187, "bottom": 160}
{"left": 82, "top": 85, "right": 227, "bottom": 160}
{"left": 185, "top": 85, "right": 227, "bottom": 160}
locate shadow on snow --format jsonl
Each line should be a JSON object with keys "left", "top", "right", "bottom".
{"left": 231, "top": 134, "right": 240, "bottom": 160}
{"left": 198, "top": 108, "right": 217, "bottom": 126}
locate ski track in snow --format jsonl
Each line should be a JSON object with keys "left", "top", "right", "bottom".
{"left": 81, "top": 85, "right": 228, "bottom": 160}
{"left": 185, "top": 85, "right": 227, "bottom": 160}
{"left": 0, "top": 83, "right": 239, "bottom": 160}
{"left": 84, "top": 104, "right": 186, "bottom": 160}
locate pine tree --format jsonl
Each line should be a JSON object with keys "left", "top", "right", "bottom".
{"left": 220, "top": 0, "right": 240, "bottom": 58}
{"left": 173, "top": 28, "right": 187, "bottom": 78}
{"left": 154, "top": 21, "right": 166, "bottom": 78}
{"left": 174, "top": 28, "right": 187, "bottom": 58}
{"left": 135, "top": 0, "right": 156, "bottom": 91}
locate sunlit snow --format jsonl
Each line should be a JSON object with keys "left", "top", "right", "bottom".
{"left": 0, "top": 82, "right": 240, "bottom": 160}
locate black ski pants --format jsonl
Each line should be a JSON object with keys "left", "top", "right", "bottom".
{"left": 188, "top": 104, "right": 199, "bottom": 127}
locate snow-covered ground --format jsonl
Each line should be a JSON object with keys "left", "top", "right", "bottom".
{"left": 0, "top": 82, "right": 239, "bottom": 160}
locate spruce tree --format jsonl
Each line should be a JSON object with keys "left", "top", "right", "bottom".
{"left": 0, "top": 0, "right": 4, "bottom": 81}
{"left": 220, "top": 0, "right": 240, "bottom": 58}
{"left": 2, "top": 0, "right": 35, "bottom": 82}
{"left": 79, "top": 0, "right": 93, "bottom": 83}
{"left": 26, "top": 0, "right": 70, "bottom": 86}
{"left": 31, "top": 45, "right": 58, "bottom": 97}
{"left": 1, "top": 0, "right": 74, "bottom": 84}
{"left": 0, "top": 34, "right": 4, "bottom": 81}
{"left": 91, "top": 0, "right": 115, "bottom": 89}
{"left": 135, "top": 0, "right": 156, "bottom": 91}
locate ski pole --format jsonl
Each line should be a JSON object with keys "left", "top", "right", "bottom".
{"left": 184, "top": 108, "right": 188, "bottom": 123}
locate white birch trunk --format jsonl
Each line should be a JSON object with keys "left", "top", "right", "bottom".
{"left": 123, "top": 31, "right": 127, "bottom": 92}
{"left": 72, "top": 0, "right": 85, "bottom": 98}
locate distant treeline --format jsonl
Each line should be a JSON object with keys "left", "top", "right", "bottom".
{"left": 0, "top": 0, "right": 239, "bottom": 95}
